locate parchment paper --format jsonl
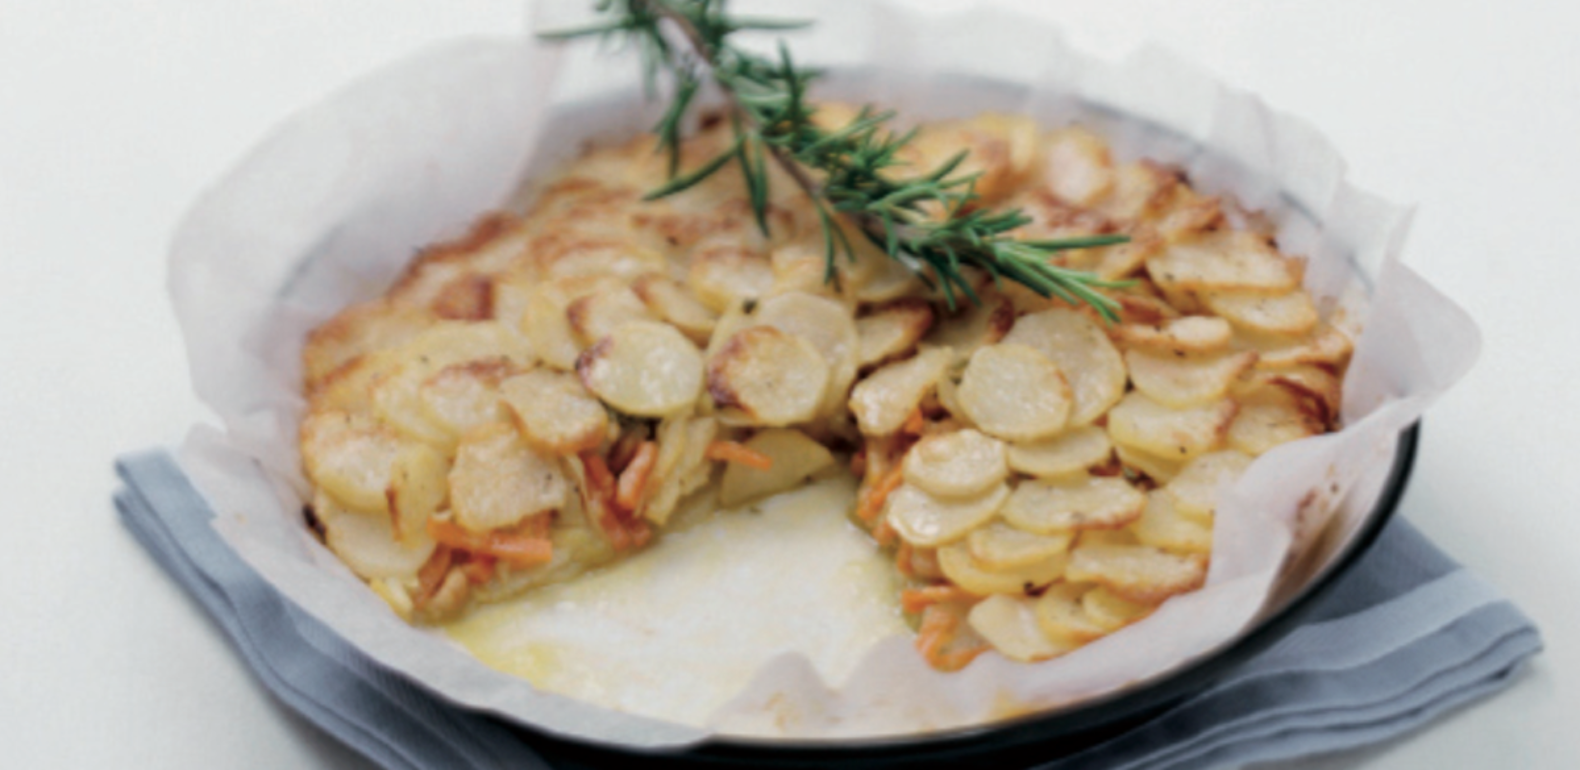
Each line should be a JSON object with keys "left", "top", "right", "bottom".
{"left": 167, "top": 0, "right": 1480, "bottom": 747}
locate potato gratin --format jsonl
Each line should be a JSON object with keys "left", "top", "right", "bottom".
{"left": 299, "top": 108, "right": 1351, "bottom": 670}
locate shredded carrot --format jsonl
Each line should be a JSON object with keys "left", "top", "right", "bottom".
{"left": 902, "top": 407, "right": 926, "bottom": 436}
{"left": 900, "top": 585, "right": 977, "bottom": 614}
{"left": 416, "top": 546, "right": 453, "bottom": 604}
{"left": 915, "top": 605, "right": 959, "bottom": 664}
{"left": 856, "top": 465, "right": 904, "bottom": 523}
{"left": 426, "top": 519, "right": 554, "bottom": 568}
{"left": 580, "top": 451, "right": 617, "bottom": 497}
{"left": 705, "top": 440, "right": 773, "bottom": 470}
{"left": 579, "top": 451, "right": 634, "bottom": 550}
{"left": 894, "top": 542, "right": 915, "bottom": 578}
{"left": 459, "top": 555, "right": 497, "bottom": 584}
{"left": 615, "top": 441, "right": 659, "bottom": 511}
{"left": 873, "top": 517, "right": 899, "bottom": 547}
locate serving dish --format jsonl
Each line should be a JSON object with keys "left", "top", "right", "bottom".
{"left": 168, "top": 2, "right": 1475, "bottom": 755}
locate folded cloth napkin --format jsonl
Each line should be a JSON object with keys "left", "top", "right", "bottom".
{"left": 115, "top": 448, "right": 1541, "bottom": 770}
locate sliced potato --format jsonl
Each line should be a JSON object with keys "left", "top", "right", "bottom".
{"left": 523, "top": 282, "right": 584, "bottom": 370}
{"left": 1147, "top": 230, "right": 1301, "bottom": 295}
{"left": 960, "top": 597, "right": 1074, "bottom": 664}
{"left": 418, "top": 359, "right": 516, "bottom": 443}
{"left": 1163, "top": 450, "right": 1254, "bottom": 521}
{"left": 1106, "top": 392, "right": 1238, "bottom": 460}
{"left": 1001, "top": 475, "right": 1147, "bottom": 534}
{"left": 1006, "top": 425, "right": 1113, "bottom": 478}
{"left": 1235, "top": 324, "right": 1354, "bottom": 369}
{"left": 1113, "top": 442, "right": 1185, "bottom": 483}
{"left": 957, "top": 343, "right": 1072, "bottom": 442}
{"left": 566, "top": 287, "right": 655, "bottom": 347}
{"left": 499, "top": 369, "right": 610, "bottom": 455}
{"left": 719, "top": 428, "right": 838, "bottom": 507}
{"left": 449, "top": 422, "right": 571, "bottom": 532}
{"left": 317, "top": 492, "right": 436, "bottom": 580}
{"left": 1081, "top": 586, "right": 1156, "bottom": 633}
{"left": 902, "top": 429, "right": 1009, "bottom": 499}
{"left": 632, "top": 273, "right": 718, "bottom": 342}
{"left": 688, "top": 244, "right": 774, "bottom": 313}
{"left": 395, "top": 320, "right": 535, "bottom": 372}
{"left": 968, "top": 594, "right": 1072, "bottom": 663}
{"left": 848, "top": 346, "right": 954, "bottom": 436}
{"left": 1041, "top": 125, "right": 1114, "bottom": 206}
{"left": 577, "top": 320, "right": 705, "bottom": 417}
{"left": 1132, "top": 490, "right": 1213, "bottom": 553}
{"left": 1077, "top": 528, "right": 1141, "bottom": 549}
{"left": 302, "top": 300, "right": 435, "bottom": 389}
{"left": 706, "top": 326, "right": 829, "bottom": 426}
{"left": 1110, "top": 315, "right": 1233, "bottom": 355}
{"left": 1236, "top": 365, "right": 1342, "bottom": 426}
{"left": 387, "top": 442, "right": 449, "bottom": 541}
{"left": 1226, "top": 385, "right": 1323, "bottom": 456}
{"left": 884, "top": 482, "right": 1009, "bottom": 547}
{"left": 1002, "top": 308, "right": 1126, "bottom": 425}
{"left": 370, "top": 362, "right": 453, "bottom": 448}
{"left": 857, "top": 299, "right": 935, "bottom": 368}
{"left": 967, "top": 521, "right": 1074, "bottom": 571}
{"left": 940, "top": 540, "right": 1067, "bottom": 596}
{"left": 924, "top": 293, "right": 1015, "bottom": 367}
{"left": 1202, "top": 288, "right": 1318, "bottom": 337}
{"left": 753, "top": 292, "right": 860, "bottom": 418}
{"left": 300, "top": 410, "right": 404, "bottom": 514}
{"left": 1125, "top": 349, "right": 1258, "bottom": 409}
{"left": 1034, "top": 582, "right": 1108, "bottom": 645}
{"left": 639, "top": 415, "right": 694, "bottom": 526}
{"left": 1066, "top": 544, "right": 1207, "bottom": 604}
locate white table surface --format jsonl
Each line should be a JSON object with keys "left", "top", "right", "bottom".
{"left": 2, "top": 0, "right": 1572, "bottom": 767}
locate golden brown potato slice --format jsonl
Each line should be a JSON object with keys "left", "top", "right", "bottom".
{"left": 940, "top": 541, "right": 1067, "bottom": 596}
{"left": 967, "top": 521, "right": 1074, "bottom": 572}
{"left": 1065, "top": 544, "right": 1208, "bottom": 604}
{"left": 632, "top": 273, "right": 719, "bottom": 343}
{"left": 969, "top": 594, "right": 1073, "bottom": 663}
{"left": 957, "top": 343, "right": 1073, "bottom": 442}
{"left": 566, "top": 287, "right": 656, "bottom": 347}
{"left": 418, "top": 359, "right": 516, "bottom": 443}
{"left": 387, "top": 442, "right": 449, "bottom": 541}
{"left": 300, "top": 410, "right": 405, "bottom": 514}
{"left": 1110, "top": 315, "right": 1233, "bottom": 355}
{"left": 1113, "top": 442, "right": 1185, "bottom": 483}
{"left": 899, "top": 114, "right": 1040, "bottom": 204}
{"left": 924, "top": 293, "right": 1015, "bottom": 368}
{"left": 1131, "top": 490, "right": 1213, "bottom": 554}
{"left": 857, "top": 299, "right": 935, "bottom": 369}
{"left": 1125, "top": 349, "right": 1259, "bottom": 409}
{"left": 370, "top": 362, "right": 454, "bottom": 448}
{"left": 499, "top": 369, "right": 610, "bottom": 455}
{"left": 1001, "top": 475, "right": 1147, "bottom": 534}
{"left": 753, "top": 292, "right": 860, "bottom": 418}
{"left": 1092, "top": 160, "right": 1178, "bottom": 224}
{"left": 1202, "top": 288, "right": 1318, "bottom": 337}
{"left": 688, "top": 243, "right": 774, "bottom": 313}
{"left": 1081, "top": 586, "right": 1156, "bottom": 633}
{"left": 524, "top": 282, "right": 584, "bottom": 371}
{"left": 884, "top": 482, "right": 1010, "bottom": 548}
{"left": 707, "top": 326, "right": 830, "bottom": 427}
{"left": 449, "top": 422, "right": 570, "bottom": 532}
{"left": 848, "top": 346, "right": 954, "bottom": 436}
{"left": 577, "top": 320, "right": 705, "bottom": 418}
{"left": 1106, "top": 392, "right": 1238, "bottom": 460}
{"left": 1040, "top": 125, "right": 1115, "bottom": 206}
{"left": 1002, "top": 308, "right": 1127, "bottom": 425}
{"left": 1226, "top": 385, "right": 1324, "bottom": 456}
{"left": 302, "top": 300, "right": 436, "bottom": 389}
{"left": 1235, "top": 365, "right": 1342, "bottom": 427}
{"left": 316, "top": 492, "right": 437, "bottom": 581}
{"left": 902, "top": 429, "right": 1009, "bottom": 499}
{"left": 719, "top": 428, "right": 837, "bottom": 508}
{"left": 1033, "top": 582, "right": 1108, "bottom": 645}
{"left": 1006, "top": 425, "right": 1113, "bottom": 479}
{"left": 1234, "top": 324, "right": 1354, "bottom": 369}
{"left": 1147, "top": 230, "right": 1301, "bottom": 295}
{"left": 1163, "top": 450, "right": 1254, "bottom": 521}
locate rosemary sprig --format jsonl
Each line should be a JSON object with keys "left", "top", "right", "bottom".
{"left": 542, "top": 0, "right": 1132, "bottom": 319}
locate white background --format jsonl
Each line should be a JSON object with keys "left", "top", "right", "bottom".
{"left": 1, "top": 0, "right": 1573, "bottom": 767}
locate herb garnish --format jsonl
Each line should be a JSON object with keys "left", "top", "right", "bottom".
{"left": 543, "top": 0, "right": 1131, "bottom": 319}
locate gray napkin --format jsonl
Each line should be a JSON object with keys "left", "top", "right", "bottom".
{"left": 115, "top": 448, "right": 1540, "bottom": 770}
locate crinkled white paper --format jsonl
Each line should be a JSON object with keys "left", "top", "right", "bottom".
{"left": 168, "top": 0, "right": 1478, "bottom": 748}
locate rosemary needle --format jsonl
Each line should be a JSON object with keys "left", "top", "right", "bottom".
{"left": 542, "top": 0, "right": 1132, "bottom": 319}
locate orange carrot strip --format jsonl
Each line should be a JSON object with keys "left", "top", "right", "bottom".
{"left": 902, "top": 408, "right": 926, "bottom": 436}
{"left": 856, "top": 465, "right": 904, "bottom": 523}
{"left": 416, "top": 546, "right": 453, "bottom": 603}
{"left": 578, "top": 451, "right": 633, "bottom": 550}
{"left": 900, "top": 585, "right": 977, "bottom": 614}
{"left": 459, "top": 555, "right": 497, "bottom": 584}
{"left": 915, "top": 605, "right": 959, "bottom": 664}
{"left": 426, "top": 519, "right": 554, "bottom": 568}
{"left": 615, "top": 441, "right": 659, "bottom": 511}
{"left": 705, "top": 440, "right": 773, "bottom": 470}
{"left": 873, "top": 517, "right": 899, "bottom": 547}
